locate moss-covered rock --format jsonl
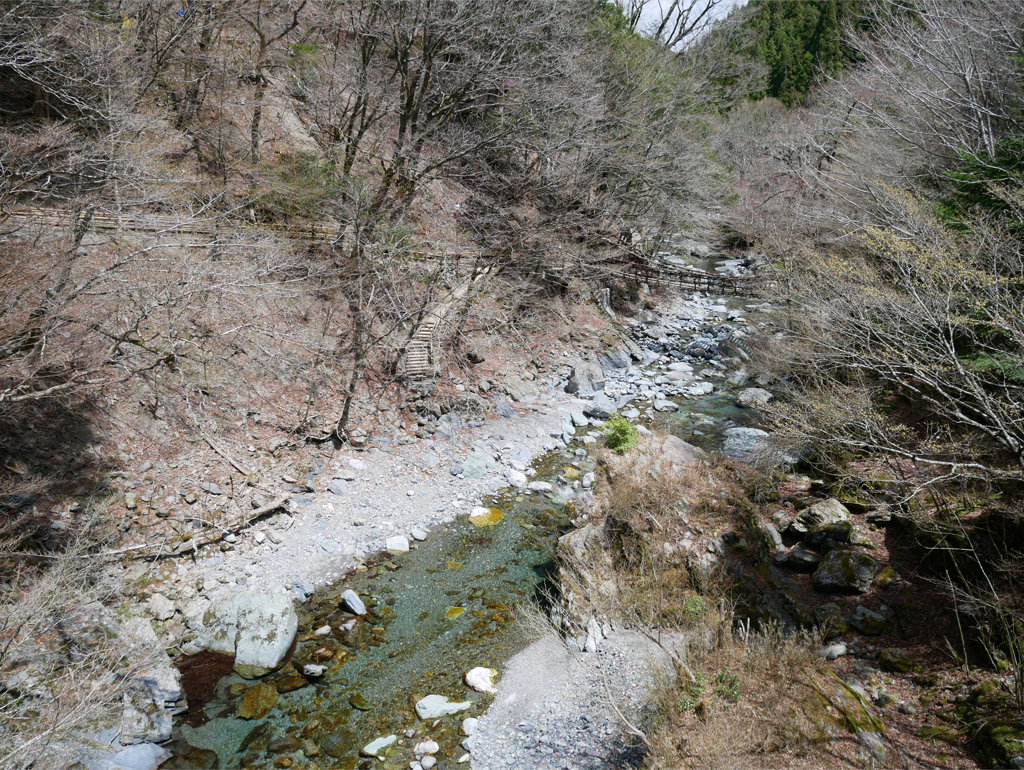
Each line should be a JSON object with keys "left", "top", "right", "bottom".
{"left": 812, "top": 549, "right": 880, "bottom": 593}
{"left": 969, "top": 678, "right": 1004, "bottom": 707}
{"left": 805, "top": 520, "right": 853, "bottom": 547}
{"left": 237, "top": 682, "right": 279, "bottom": 719}
{"left": 974, "top": 719, "right": 1024, "bottom": 769}
{"left": 790, "top": 498, "right": 850, "bottom": 535}
{"left": 814, "top": 603, "right": 850, "bottom": 637}
{"left": 878, "top": 648, "right": 916, "bottom": 673}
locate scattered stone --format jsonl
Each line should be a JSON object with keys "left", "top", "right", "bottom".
{"left": 411, "top": 528, "right": 428, "bottom": 541}
{"left": 341, "top": 589, "right": 367, "bottom": 616}
{"left": 414, "top": 739, "right": 440, "bottom": 756}
{"left": 736, "top": 387, "right": 773, "bottom": 408}
{"left": 200, "top": 482, "right": 223, "bottom": 496}
{"left": 819, "top": 642, "right": 848, "bottom": 660}
{"left": 786, "top": 543, "right": 820, "bottom": 571}
{"left": 302, "top": 664, "right": 326, "bottom": 677}
{"left": 653, "top": 399, "right": 679, "bottom": 411}
{"left": 507, "top": 469, "right": 528, "bottom": 487}
{"left": 146, "top": 593, "right": 176, "bottom": 621}
{"left": 237, "top": 682, "right": 278, "bottom": 719}
{"left": 527, "top": 481, "right": 553, "bottom": 493}
{"left": 582, "top": 392, "right": 617, "bottom": 420}
{"left": 722, "top": 426, "right": 769, "bottom": 459}
{"left": 291, "top": 579, "right": 314, "bottom": 603}
{"left": 469, "top": 507, "right": 503, "bottom": 527}
{"left": 460, "top": 717, "right": 478, "bottom": 736}
{"left": 386, "top": 535, "right": 410, "bottom": 553}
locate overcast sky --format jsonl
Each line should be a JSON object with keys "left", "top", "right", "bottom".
{"left": 636, "top": 0, "right": 749, "bottom": 47}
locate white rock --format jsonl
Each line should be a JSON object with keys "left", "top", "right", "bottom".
{"left": 507, "top": 470, "right": 527, "bottom": 487}
{"left": 314, "top": 625, "right": 331, "bottom": 637}
{"left": 464, "top": 667, "right": 497, "bottom": 694}
{"left": 411, "top": 528, "right": 428, "bottom": 541}
{"left": 302, "top": 664, "right": 326, "bottom": 677}
{"left": 360, "top": 734, "right": 397, "bottom": 757}
{"left": 195, "top": 593, "right": 297, "bottom": 679}
{"left": 123, "top": 617, "right": 159, "bottom": 645}
{"left": 341, "top": 589, "right": 367, "bottom": 617}
{"left": 386, "top": 535, "right": 410, "bottom": 553}
{"left": 145, "top": 594, "right": 176, "bottom": 621}
{"left": 253, "top": 531, "right": 266, "bottom": 544}
{"left": 527, "top": 481, "right": 553, "bottom": 493}
{"left": 819, "top": 643, "right": 848, "bottom": 660}
{"left": 457, "top": 754, "right": 471, "bottom": 764}
{"left": 460, "top": 717, "right": 478, "bottom": 736}
{"left": 414, "top": 740, "right": 440, "bottom": 756}
{"left": 421, "top": 757, "right": 436, "bottom": 769}
{"left": 415, "top": 694, "right": 472, "bottom": 719}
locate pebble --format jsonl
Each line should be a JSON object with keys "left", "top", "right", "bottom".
{"left": 414, "top": 740, "right": 439, "bottom": 756}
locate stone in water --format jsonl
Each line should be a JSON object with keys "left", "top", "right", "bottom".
{"left": 415, "top": 694, "right": 472, "bottom": 720}
{"left": 464, "top": 667, "right": 497, "bottom": 694}
{"left": 469, "top": 507, "right": 503, "bottom": 527}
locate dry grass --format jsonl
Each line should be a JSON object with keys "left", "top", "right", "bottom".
{"left": 561, "top": 438, "right": 893, "bottom": 769}
{"left": 642, "top": 616, "right": 845, "bottom": 770}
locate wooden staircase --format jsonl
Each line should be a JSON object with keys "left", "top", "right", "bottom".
{"left": 401, "top": 267, "right": 492, "bottom": 381}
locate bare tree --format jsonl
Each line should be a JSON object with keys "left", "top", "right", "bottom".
{"left": 620, "top": 0, "right": 727, "bottom": 51}
{"left": 837, "top": 0, "right": 1024, "bottom": 170}
{"left": 237, "top": 0, "right": 307, "bottom": 163}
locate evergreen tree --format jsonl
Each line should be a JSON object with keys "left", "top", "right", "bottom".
{"left": 748, "top": 0, "right": 859, "bottom": 105}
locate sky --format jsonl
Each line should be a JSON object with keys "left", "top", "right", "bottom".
{"left": 635, "top": 0, "right": 749, "bottom": 48}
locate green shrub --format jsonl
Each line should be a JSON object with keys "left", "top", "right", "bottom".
{"left": 604, "top": 413, "right": 638, "bottom": 454}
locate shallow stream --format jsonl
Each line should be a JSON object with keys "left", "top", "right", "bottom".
{"left": 168, "top": 257, "right": 765, "bottom": 770}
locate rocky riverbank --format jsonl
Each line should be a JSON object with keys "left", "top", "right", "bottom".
{"left": 74, "top": 255, "right": 786, "bottom": 769}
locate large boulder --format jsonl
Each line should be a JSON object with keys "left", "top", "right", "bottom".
{"left": 722, "top": 426, "right": 769, "bottom": 459}
{"left": 196, "top": 593, "right": 298, "bottom": 679}
{"left": 462, "top": 445, "right": 497, "bottom": 479}
{"left": 655, "top": 435, "right": 707, "bottom": 474}
{"left": 582, "top": 392, "right": 617, "bottom": 419}
{"left": 566, "top": 361, "right": 605, "bottom": 395}
{"left": 736, "top": 388, "right": 773, "bottom": 409}
{"left": 812, "top": 550, "right": 880, "bottom": 594}
{"left": 789, "top": 499, "right": 850, "bottom": 536}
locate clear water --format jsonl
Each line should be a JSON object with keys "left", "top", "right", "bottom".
{"left": 172, "top": 446, "right": 594, "bottom": 769}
